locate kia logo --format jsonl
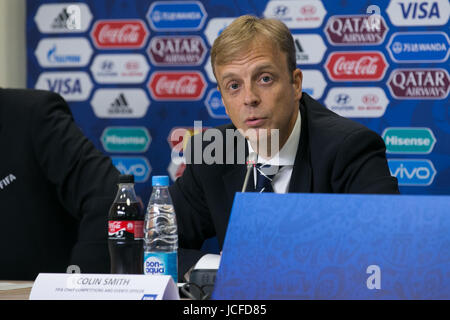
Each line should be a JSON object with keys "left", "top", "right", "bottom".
{"left": 125, "top": 61, "right": 139, "bottom": 70}
{"left": 300, "top": 5, "right": 316, "bottom": 16}
{"left": 362, "top": 94, "right": 379, "bottom": 105}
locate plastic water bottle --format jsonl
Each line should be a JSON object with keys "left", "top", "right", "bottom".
{"left": 143, "top": 176, "right": 178, "bottom": 282}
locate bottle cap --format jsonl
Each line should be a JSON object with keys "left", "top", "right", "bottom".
{"left": 152, "top": 175, "right": 169, "bottom": 186}
{"left": 118, "top": 174, "right": 134, "bottom": 184}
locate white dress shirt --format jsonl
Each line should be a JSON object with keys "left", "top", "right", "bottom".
{"left": 247, "top": 110, "right": 301, "bottom": 193}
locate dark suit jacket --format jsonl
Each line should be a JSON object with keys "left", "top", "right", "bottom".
{"left": 170, "top": 93, "right": 399, "bottom": 278}
{"left": 0, "top": 88, "right": 119, "bottom": 280}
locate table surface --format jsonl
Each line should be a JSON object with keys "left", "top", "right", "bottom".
{"left": 0, "top": 281, "right": 33, "bottom": 300}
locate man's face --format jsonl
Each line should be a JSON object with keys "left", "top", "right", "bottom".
{"left": 215, "top": 39, "right": 303, "bottom": 153}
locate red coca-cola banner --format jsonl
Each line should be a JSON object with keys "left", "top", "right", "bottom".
{"left": 148, "top": 71, "right": 207, "bottom": 100}
{"left": 325, "top": 51, "right": 388, "bottom": 81}
{"left": 91, "top": 19, "right": 149, "bottom": 49}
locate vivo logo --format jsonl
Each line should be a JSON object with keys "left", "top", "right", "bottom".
{"left": 111, "top": 157, "right": 151, "bottom": 182}
{"left": 388, "top": 159, "right": 436, "bottom": 186}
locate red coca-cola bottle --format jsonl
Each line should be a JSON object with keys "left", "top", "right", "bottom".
{"left": 108, "top": 174, "right": 144, "bottom": 274}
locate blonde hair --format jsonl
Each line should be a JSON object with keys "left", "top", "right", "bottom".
{"left": 211, "top": 15, "right": 296, "bottom": 81}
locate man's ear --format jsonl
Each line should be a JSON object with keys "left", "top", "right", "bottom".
{"left": 292, "top": 68, "right": 303, "bottom": 100}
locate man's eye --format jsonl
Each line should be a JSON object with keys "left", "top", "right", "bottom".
{"left": 260, "top": 76, "right": 272, "bottom": 83}
{"left": 229, "top": 83, "right": 239, "bottom": 90}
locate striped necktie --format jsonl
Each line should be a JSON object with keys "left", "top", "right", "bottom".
{"left": 255, "top": 164, "right": 279, "bottom": 193}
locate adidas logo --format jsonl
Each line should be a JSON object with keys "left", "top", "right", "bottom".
{"left": 109, "top": 93, "right": 132, "bottom": 114}
{"left": 51, "top": 6, "right": 81, "bottom": 30}
{"left": 295, "top": 38, "right": 308, "bottom": 61}
{"left": 51, "top": 8, "right": 70, "bottom": 29}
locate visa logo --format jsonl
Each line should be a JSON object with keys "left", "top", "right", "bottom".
{"left": 388, "top": 159, "right": 436, "bottom": 186}
{"left": 47, "top": 78, "right": 81, "bottom": 95}
{"left": 399, "top": 2, "right": 440, "bottom": 19}
{"left": 387, "top": 0, "right": 449, "bottom": 26}
{"left": 35, "top": 71, "right": 93, "bottom": 101}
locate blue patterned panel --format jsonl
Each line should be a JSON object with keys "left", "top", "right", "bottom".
{"left": 213, "top": 193, "right": 450, "bottom": 299}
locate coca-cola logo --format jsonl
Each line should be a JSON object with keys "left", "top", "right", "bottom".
{"left": 325, "top": 51, "right": 388, "bottom": 81}
{"left": 387, "top": 68, "right": 450, "bottom": 99}
{"left": 91, "top": 19, "right": 149, "bottom": 49}
{"left": 148, "top": 71, "right": 206, "bottom": 100}
{"left": 148, "top": 36, "right": 206, "bottom": 66}
{"left": 108, "top": 221, "right": 125, "bottom": 238}
{"left": 325, "top": 15, "right": 388, "bottom": 45}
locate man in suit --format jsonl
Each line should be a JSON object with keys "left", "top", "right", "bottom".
{"left": 0, "top": 88, "right": 120, "bottom": 280}
{"left": 169, "top": 15, "right": 399, "bottom": 279}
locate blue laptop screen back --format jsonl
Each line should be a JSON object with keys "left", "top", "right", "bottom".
{"left": 212, "top": 193, "right": 450, "bottom": 300}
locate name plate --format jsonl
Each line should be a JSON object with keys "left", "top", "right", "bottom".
{"left": 29, "top": 273, "right": 179, "bottom": 300}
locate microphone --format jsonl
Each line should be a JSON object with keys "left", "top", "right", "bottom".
{"left": 241, "top": 152, "right": 257, "bottom": 192}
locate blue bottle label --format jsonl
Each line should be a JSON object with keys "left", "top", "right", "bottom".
{"left": 144, "top": 252, "right": 177, "bottom": 283}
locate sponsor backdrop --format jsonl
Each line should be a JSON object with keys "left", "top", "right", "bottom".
{"left": 26, "top": 0, "right": 449, "bottom": 207}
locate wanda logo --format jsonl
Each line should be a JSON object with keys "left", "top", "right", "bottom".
{"left": 91, "top": 20, "right": 149, "bottom": 49}
{"left": 325, "top": 51, "right": 388, "bottom": 81}
{"left": 148, "top": 71, "right": 206, "bottom": 100}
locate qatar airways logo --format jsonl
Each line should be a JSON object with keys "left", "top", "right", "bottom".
{"left": 325, "top": 15, "right": 389, "bottom": 45}
{"left": 148, "top": 36, "right": 206, "bottom": 66}
{"left": 325, "top": 51, "right": 388, "bottom": 81}
{"left": 91, "top": 20, "right": 149, "bottom": 49}
{"left": 387, "top": 68, "right": 450, "bottom": 99}
{"left": 148, "top": 71, "right": 206, "bottom": 100}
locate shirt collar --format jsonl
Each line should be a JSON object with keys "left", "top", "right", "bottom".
{"left": 247, "top": 109, "right": 301, "bottom": 167}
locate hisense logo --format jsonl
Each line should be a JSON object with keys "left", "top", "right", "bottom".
{"left": 101, "top": 127, "right": 151, "bottom": 152}
{"left": 105, "top": 135, "right": 146, "bottom": 145}
{"left": 382, "top": 127, "right": 436, "bottom": 154}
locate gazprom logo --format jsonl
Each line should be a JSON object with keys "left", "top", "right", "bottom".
{"left": 111, "top": 156, "right": 151, "bottom": 183}
{"left": 147, "top": 1, "right": 207, "bottom": 31}
{"left": 388, "top": 159, "right": 436, "bottom": 186}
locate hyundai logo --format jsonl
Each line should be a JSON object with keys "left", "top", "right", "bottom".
{"left": 274, "top": 5, "right": 289, "bottom": 17}
{"left": 335, "top": 93, "right": 351, "bottom": 105}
